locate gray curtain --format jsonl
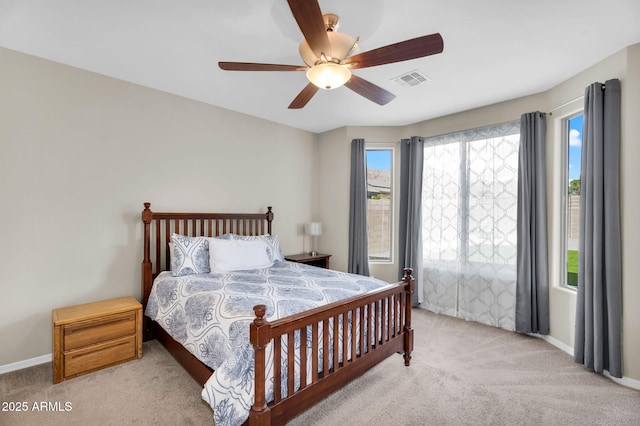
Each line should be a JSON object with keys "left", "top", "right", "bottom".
{"left": 574, "top": 79, "right": 622, "bottom": 378}
{"left": 398, "top": 137, "right": 424, "bottom": 306}
{"left": 516, "top": 112, "right": 549, "bottom": 334}
{"left": 348, "top": 138, "right": 370, "bottom": 276}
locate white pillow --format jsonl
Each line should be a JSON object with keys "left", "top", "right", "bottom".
{"left": 228, "top": 234, "right": 284, "bottom": 263}
{"left": 209, "top": 238, "right": 274, "bottom": 272}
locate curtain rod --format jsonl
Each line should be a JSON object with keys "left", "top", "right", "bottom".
{"left": 547, "top": 84, "right": 606, "bottom": 115}
{"left": 547, "top": 95, "right": 584, "bottom": 115}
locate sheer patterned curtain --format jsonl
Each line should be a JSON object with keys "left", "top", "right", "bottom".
{"left": 422, "top": 122, "right": 520, "bottom": 330}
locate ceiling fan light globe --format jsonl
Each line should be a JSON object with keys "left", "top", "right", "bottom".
{"left": 306, "top": 63, "right": 351, "bottom": 90}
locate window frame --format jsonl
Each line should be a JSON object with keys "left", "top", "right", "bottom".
{"left": 365, "top": 146, "right": 395, "bottom": 264}
{"left": 561, "top": 111, "right": 583, "bottom": 290}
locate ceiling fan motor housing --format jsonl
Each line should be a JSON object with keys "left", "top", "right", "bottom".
{"left": 298, "top": 31, "right": 359, "bottom": 67}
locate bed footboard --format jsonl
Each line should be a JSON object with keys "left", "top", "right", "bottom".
{"left": 249, "top": 268, "right": 415, "bottom": 426}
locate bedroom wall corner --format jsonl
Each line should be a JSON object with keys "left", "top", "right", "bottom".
{"left": 315, "top": 127, "right": 350, "bottom": 272}
{"left": 619, "top": 42, "right": 640, "bottom": 382}
{"left": 314, "top": 126, "right": 403, "bottom": 282}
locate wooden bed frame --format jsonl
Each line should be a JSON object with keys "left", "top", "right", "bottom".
{"left": 141, "top": 202, "right": 414, "bottom": 426}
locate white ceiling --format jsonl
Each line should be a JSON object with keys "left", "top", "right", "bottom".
{"left": 1, "top": 0, "right": 639, "bottom": 133}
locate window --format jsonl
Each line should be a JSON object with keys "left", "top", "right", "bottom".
{"left": 565, "top": 113, "right": 583, "bottom": 287}
{"left": 366, "top": 149, "right": 393, "bottom": 262}
{"left": 421, "top": 121, "right": 520, "bottom": 329}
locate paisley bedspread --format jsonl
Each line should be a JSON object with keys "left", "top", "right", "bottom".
{"left": 145, "top": 260, "right": 392, "bottom": 426}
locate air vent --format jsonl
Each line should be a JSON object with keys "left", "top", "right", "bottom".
{"left": 391, "top": 69, "right": 431, "bottom": 87}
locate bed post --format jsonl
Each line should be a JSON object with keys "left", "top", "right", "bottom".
{"left": 142, "top": 202, "right": 154, "bottom": 341}
{"left": 402, "top": 267, "right": 415, "bottom": 366}
{"left": 266, "top": 206, "right": 273, "bottom": 235}
{"left": 250, "top": 305, "right": 271, "bottom": 426}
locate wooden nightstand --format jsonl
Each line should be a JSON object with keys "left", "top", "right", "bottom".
{"left": 285, "top": 253, "right": 332, "bottom": 269}
{"left": 52, "top": 296, "right": 142, "bottom": 383}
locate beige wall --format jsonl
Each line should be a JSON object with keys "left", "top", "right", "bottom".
{"left": 623, "top": 44, "right": 640, "bottom": 383}
{"left": 0, "top": 47, "right": 317, "bottom": 365}
{"left": 315, "top": 127, "right": 350, "bottom": 272}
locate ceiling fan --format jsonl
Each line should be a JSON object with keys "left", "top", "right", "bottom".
{"left": 218, "top": 0, "right": 444, "bottom": 109}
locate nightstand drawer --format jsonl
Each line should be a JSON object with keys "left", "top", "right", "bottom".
{"left": 63, "top": 311, "right": 137, "bottom": 351}
{"left": 64, "top": 336, "right": 137, "bottom": 377}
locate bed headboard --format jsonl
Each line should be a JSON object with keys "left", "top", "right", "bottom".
{"left": 141, "top": 202, "right": 274, "bottom": 310}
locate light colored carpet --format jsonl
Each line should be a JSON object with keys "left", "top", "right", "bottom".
{"left": 2, "top": 309, "right": 639, "bottom": 425}
{"left": 290, "top": 309, "right": 640, "bottom": 425}
{"left": 0, "top": 339, "right": 213, "bottom": 425}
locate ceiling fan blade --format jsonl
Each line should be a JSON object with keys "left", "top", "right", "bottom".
{"left": 287, "top": 0, "right": 331, "bottom": 58}
{"left": 219, "top": 62, "right": 307, "bottom": 72}
{"left": 345, "top": 33, "right": 444, "bottom": 69}
{"left": 288, "top": 83, "right": 320, "bottom": 109}
{"left": 345, "top": 75, "right": 396, "bottom": 106}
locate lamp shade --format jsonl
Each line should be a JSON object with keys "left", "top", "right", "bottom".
{"left": 304, "top": 222, "right": 323, "bottom": 236}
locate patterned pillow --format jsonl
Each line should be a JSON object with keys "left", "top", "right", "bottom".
{"left": 229, "top": 234, "right": 284, "bottom": 263}
{"left": 170, "top": 234, "right": 210, "bottom": 276}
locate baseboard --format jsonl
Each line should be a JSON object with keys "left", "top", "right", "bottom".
{"left": 604, "top": 371, "right": 640, "bottom": 390}
{"left": 533, "top": 333, "right": 640, "bottom": 391}
{"left": 539, "top": 334, "right": 573, "bottom": 356}
{"left": 0, "top": 353, "right": 52, "bottom": 375}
